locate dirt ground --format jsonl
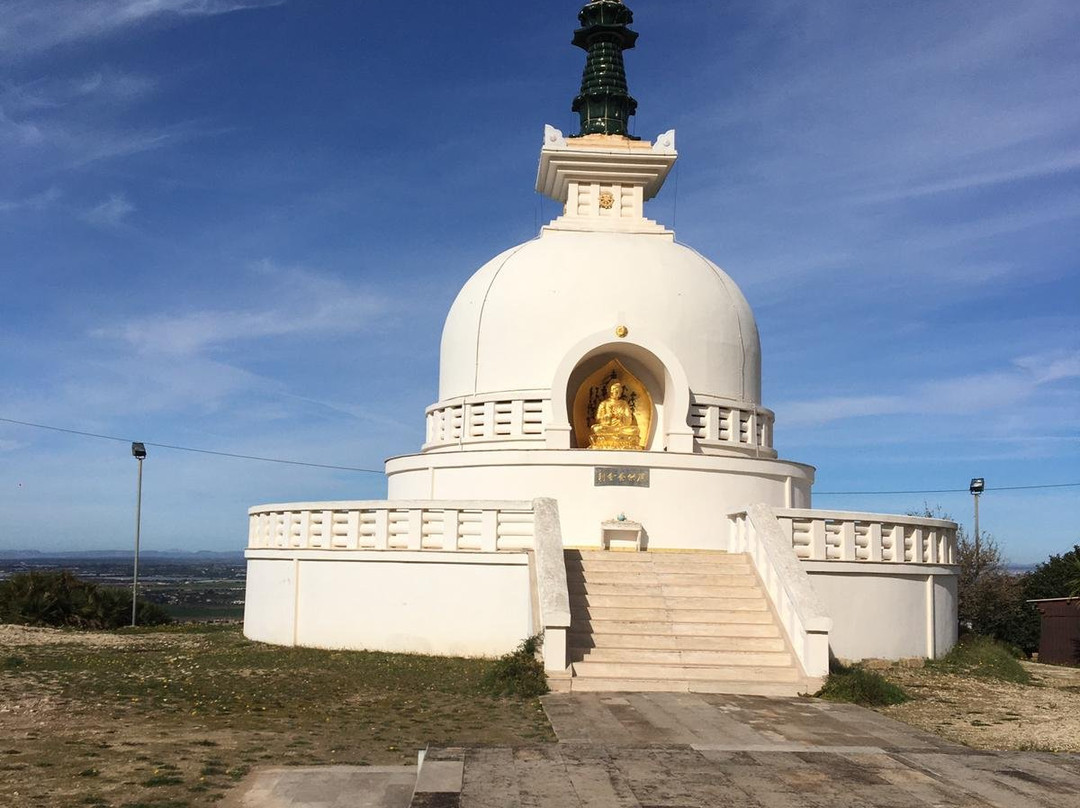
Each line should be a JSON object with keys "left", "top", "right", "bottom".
{"left": 0, "top": 624, "right": 553, "bottom": 808}
{"left": 4, "top": 625, "right": 1080, "bottom": 807}
{"left": 880, "top": 659, "right": 1080, "bottom": 752}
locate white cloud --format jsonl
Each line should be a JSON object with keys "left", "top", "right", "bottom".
{"left": 0, "top": 186, "right": 61, "bottom": 213}
{"left": 92, "top": 261, "right": 388, "bottom": 355}
{"left": 81, "top": 193, "right": 135, "bottom": 226}
{"left": 0, "top": 0, "right": 286, "bottom": 59}
{"left": 75, "top": 70, "right": 156, "bottom": 102}
{"left": 856, "top": 152, "right": 1080, "bottom": 205}
{"left": 780, "top": 349, "right": 1080, "bottom": 427}
{"left": 1014, "top": 350, "right": 1080, "bottom": 385}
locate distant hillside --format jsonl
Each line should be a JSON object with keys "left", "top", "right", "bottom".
{"left": 0, "top": 549, "right": 245, "bottom": 562}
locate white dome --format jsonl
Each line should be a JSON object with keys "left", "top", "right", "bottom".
{"left": 438, "top": 229, "right": 761, "bottom": 404}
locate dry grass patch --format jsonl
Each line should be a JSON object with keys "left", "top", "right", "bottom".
{"left": 877, "top": 659, "right": 1080, "bottom": 753}
{"left": 0, "top": 623, "right": 553, "bottom": 807}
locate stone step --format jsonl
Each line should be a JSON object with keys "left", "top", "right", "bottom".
{"left": 567, "top": 632, "right": 786, "bottom": 652}
{"left": 567, "top": 677, "right": 816, "bottom": 696}
{"left": 572, "top": 615, "right": 779, "bottom": 634}
{"left": 571, "top": 593, "right": 766, "bottom": 610}
{"left": 571, "top": 661, "right": 801, "bottom": 683}
{"left": 572, "top": 647, "right": 794, "bottom": 667}
{"left": 565, "top": 572, "right": 755, "bottom": 589}
{"left": 569, "top": 550, "right": 737, "bottom": 559}
{"left": 570, "top": 557, "right": 750, "bottom": 574}
{"left": 570, "top": 550, "right": 743, "bottom": 561}
{"left": 567, "top": 580, "right": 760, "bottom": 597}
{"left": 578, "top": 603, "right": 767, "bottom": 622}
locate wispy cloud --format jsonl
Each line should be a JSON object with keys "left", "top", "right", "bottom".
{"left": 80, "top": 193, "right": 135, "bottom": 227}
{"left": 781, "top": 349, "right": 1080, "bottom": 427}
{"left": 2, "top": 69, "right": 158, "bottom": 114}
{"left": 856, "top": 152, "right": 1080, "bottom": 205}
{"left": 0, "top": 0, "right": 286, "bottom": 59}
{"left": 0, "top": 186, "right": 61, "bottom": 213}
{"left": 92, "top": 261, "right": 389, "bottom": 356}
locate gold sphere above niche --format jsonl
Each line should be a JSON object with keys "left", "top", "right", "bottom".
{"left": 615, "top": 325, "right": 629, "bottom": 338}
{"left": 572, "top": 359, "right": 653, "bottom": 450}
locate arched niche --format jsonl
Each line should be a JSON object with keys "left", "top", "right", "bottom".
{"left": 546, "top": 329, "right": 694, "bottom": 452}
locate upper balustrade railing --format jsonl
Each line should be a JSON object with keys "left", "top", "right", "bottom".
{"left": 424, "top": 393, "right": 775, "bottom": 456}
{"left": 248, "top": 500, "right": 535, "bottom": 553}
{"left": 687, "top": 397, "right": 775, "bottom": 456}
{"left": 773, "top": 508, "right": 957, "bottom": 564}
{"left": 424, "top": 398, "right": 549, "bottom": 450}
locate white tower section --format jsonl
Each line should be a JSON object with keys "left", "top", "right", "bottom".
{"left": 431, "top": 127, "right": 769, "bottom": 457}
{"left": 387, "top": 128, "right": 813, "bottom": 547}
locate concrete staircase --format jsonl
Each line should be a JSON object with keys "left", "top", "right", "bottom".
{"left": 565, "top": 549, "right": 820, "bottom": 695}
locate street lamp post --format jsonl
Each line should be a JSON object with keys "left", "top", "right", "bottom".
{"left": 131, "top": 442, "right": 147, "bottom": 627}
{"left": 969, "top": 477, "right": 984, "bottom": 579}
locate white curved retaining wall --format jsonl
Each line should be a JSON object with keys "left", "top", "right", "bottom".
{"left": 743, "top": 506, "right": 959, "bottom": 661}
{"left": 244, "top": 500, "right": 538, "bottom": 657}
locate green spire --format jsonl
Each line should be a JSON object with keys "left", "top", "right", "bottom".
{"left": 571, "top": 0, "right": 639, "bottom": 137}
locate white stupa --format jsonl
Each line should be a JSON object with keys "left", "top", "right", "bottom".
{"left": 385, "top": 123, "right": 814, "bottom": 548}
{"left": 244, "top": 0, "right": 959, "bottom": 694}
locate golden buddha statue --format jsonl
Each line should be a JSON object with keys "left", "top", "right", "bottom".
{"left": 589, "top": 381, "right": 641, "bottom": 450}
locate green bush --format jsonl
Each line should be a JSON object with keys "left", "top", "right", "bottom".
{"left": 481, "top": 634, "right": 548, "bottom": 698}
{"left": 815, "top": 660, "right": 910, "bottom": 707}
{"left": 0, "top": 570, "right": 172, "bottom": 630}
{"left": 930, "top": 634, "right": 1030, "bottom": 684}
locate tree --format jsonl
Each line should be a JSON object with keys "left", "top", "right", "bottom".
{"left": 911, "top": 505, "right": 1038, "bottom": 653}
{"left": 1023, "top": 544, "right": 1080, "bottom": 602}
{"left": 955, "top": 528, "right": 1040, "bottom": 652}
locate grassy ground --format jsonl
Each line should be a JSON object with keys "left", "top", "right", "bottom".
{"left": 0, "top": 624, "right": 554, "bottom": 807}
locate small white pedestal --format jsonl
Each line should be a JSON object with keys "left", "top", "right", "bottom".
{"left": 601, "top": 520, "right": 643, "bottom": 552}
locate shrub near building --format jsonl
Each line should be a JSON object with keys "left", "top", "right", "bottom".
{"left": 0, "top": 570, "right": 171, "bottom": 629}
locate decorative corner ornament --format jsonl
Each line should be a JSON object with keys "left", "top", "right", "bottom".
{"left": 615, "top": 325, "right": 629, "bottom": 338}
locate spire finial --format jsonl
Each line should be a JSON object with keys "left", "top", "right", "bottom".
{"left": 571, "top": 0, "right": 639, "bottom": 137}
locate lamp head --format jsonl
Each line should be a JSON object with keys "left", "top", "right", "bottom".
{"left": 131, "top": 442, "right": 147, "bottom": 460}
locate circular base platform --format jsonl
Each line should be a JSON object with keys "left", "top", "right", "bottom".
{"left": 386, "top": 449, "right": 814, "bottom": 550}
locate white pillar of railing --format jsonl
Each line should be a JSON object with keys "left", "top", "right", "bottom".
{"left": 839, "top": 520, "right": 855, "bottom": 561}
{"left": 532, "top": 498, "right": 570, "bottom": 673}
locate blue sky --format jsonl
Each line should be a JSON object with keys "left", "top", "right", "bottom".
{"left": 1, "top": 0, "right": 1077, "bottom": 563}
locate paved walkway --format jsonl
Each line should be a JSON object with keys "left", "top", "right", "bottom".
{"left": 227, "top": 693, "right": 1080, "bottom": 807}
{"left": 221, "top": 765, "right": 416, "bottom": 808}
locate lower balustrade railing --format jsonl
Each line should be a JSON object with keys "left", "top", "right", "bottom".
{"left": 773, "top": 508, "right": 957, "bottom": 564}
{"left": 248, "top": 500, "right": 536, "bottom": 553}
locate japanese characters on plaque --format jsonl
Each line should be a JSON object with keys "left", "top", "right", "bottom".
{"left": 593, "top": 466, "right": 650, "bottom": 488}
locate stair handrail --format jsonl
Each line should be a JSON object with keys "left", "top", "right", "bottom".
{"left": 729, "top": 503, "right": 832, "bottom": 677}
{"left": 533, "top": 497, "right": 571, "bottom": 672}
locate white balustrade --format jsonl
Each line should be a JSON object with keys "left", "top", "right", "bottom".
{"left": 773, "top": 508, "right": 957, "bottom": 564}
{"left": 687, "top": 398, "right": 775, "bottom": 455}
{"left": 248, "top": 500, "right": 535, "bottom": 553}
{"left": 426, "top": 393, "right": 775, "bottom": 456}
{"left": 424, "top": 397, "right": 550, "bottom": 450}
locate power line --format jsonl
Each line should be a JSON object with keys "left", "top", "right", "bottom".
{"left": 4, "top": 414, "right": 1079, "bottom": 493}
{"left": 816, "top": 482, "right": 1080, "bottom": 496}
{"left": 0, "top": 416, "right": 384, "bottom": 474}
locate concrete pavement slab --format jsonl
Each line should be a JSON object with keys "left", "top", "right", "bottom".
{"left": 223, "top": 765, "right": 416, "bottom": 808}
{"left": 224, "top": 693, "right": 1080, "bottom": 807}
